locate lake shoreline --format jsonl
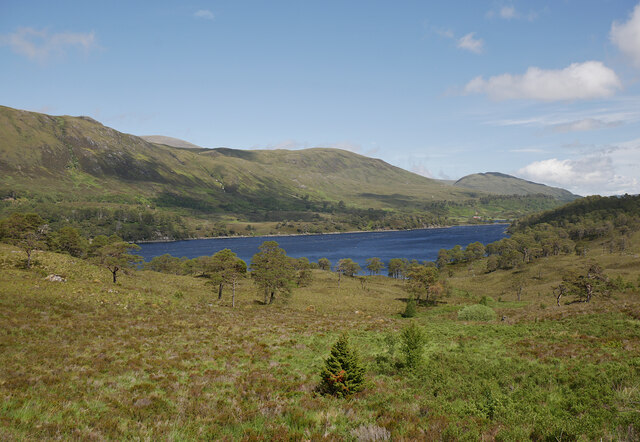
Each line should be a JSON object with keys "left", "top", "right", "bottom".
{"left": 136, "top": 222, "right": 510, "bottom": 244}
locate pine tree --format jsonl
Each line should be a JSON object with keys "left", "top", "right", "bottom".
{"left": 400, "top": 322, "right": 425, "bottom": 370}
{"left": 318, "top": 334, "right": 365, "bottom": 397}
{"left": 402, "top": 294, "right": 417, "bottom": 318}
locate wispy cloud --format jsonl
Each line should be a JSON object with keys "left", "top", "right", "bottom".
{"left": 509, "top": 148, "right": 548, "bottom": 153}
{"left": 410, "top": 164, "right": 435, "bottom": 178}
{"left": 518, "top": 138, "right": 640, "bottom": 195}
{"left": 552, "top": 118, "right": 623, "bottom": 133}
{"left": 457, "top": 33, "right": 484, "bottom": 54}
{"left": 433, "top": 28, "right": 454, "bottom": 39}
{"left": 194, "top": 9, "right": 215, "bottom": 20}
{"left": 433, "top": 27, "right": 485, "bottom": 54}
{"left": 485, "top": 100, "right": 640, "bottom": 132}
{"left": 610, "top": 2, "right": 640, "bottom": 68}
{"left": 0, "top": 27, "right": 96, "bottom": 63}
{"left": 465, "top": 61, "right": 621, "bottom": 101}
{"left": 486, "top": 5, "right": 538, "bottom": 21}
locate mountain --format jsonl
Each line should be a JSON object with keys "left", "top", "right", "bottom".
{"left": 452, "top": 172, "right": 578, "bottom": 202}
{"left": 140, "top": 135, "right": 204, "bottom": 149}
{"left": 0, "top": 105, "right": 572, "bottom": 239}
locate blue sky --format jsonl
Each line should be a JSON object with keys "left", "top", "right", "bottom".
{"left": 1, "top": 1, "right": 640, "bottom": 196}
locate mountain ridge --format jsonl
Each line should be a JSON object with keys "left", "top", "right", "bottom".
{"left": 0, "top": 105, "right": 575, "bottom": 239}
{"left": 452, "top": 171, "right": 578, "bottom": 202}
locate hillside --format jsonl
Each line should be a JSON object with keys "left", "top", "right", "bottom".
{"left": 513, "top": 193, "right": 640, "bottom": 234}
{"left": 0, "top": 105, "right": 468, "bottom": 207}
{"left": 453, "top": 172, "right": 577, "bottom": 202}
{"left": 0, "top": 105, "right": 571, "bottom": 239}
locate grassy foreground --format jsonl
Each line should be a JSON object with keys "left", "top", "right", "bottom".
{"left": 1, "top": 240, "right": 639, "bottom": 440}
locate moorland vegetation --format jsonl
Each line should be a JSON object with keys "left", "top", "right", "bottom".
{"left": 0, "top": 194, "right": 639, "bottom": 439}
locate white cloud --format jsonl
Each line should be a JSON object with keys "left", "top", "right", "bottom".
{"left": 0, "top": 27, "right": 95, "bottom": 62}
{"left": 486, "top": 5, "right": 538, "bottom": 21}
{"left": 552, "top": 118, "right": 623, "bottom": 133}
{"left": 457, "top": 33, "right": 484, "bottom": 54}
{"left": 465, "top": 61, "right": 622, "bottom": 101}
{"left": 433, "top": 28, "right": 484, "bottom": 54}
{"left": 611, "top": 2, "right": 640, "bottom": 68}
{"left": 434, "top": 28, "right": 454, "bottom": 39}
{"left": 509, "top": 148, "right": 548, "bottom": 153}
{"left": 500, "top": 6, "right": 517, "bottom": 20}
{"left": 410, "top": 165, "right": 434, "bottom": 178}
{"left": 518, "top": 139, "right": 640, "bottom": 195}
{"left": 194, "top": 9, "right": 215, "bottom": 20}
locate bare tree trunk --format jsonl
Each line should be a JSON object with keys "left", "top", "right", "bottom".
{"left": 26, "top": 250, "right": 32, "bottom": 269}
{"left": 269, "top": 291, "right": 275, "bottom": 304}
{"left": 232, "top": 278, "right": 236, "bottom": 308}
{"left": 112, "top": 268, "right": 118, "bottom": 283}
{"left": 218, "top": 283, "right": 223, "bottom": 300}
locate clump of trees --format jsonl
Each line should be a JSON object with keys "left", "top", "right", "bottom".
{"left": 199, "top": 249, "right": 247, "bottom": 307}
{"left": 365, "top": 257, "right": 384, "bottom": 275}
{"left": 318, "top": 257, "right": 331, "bottom": 271}
{"left": 336, "top": 258, "right": 361, "bottom": 279}
{"left": 293, "top": 257, "right": 314, "bottom": 287}
{"left": 556, "top": 263, "right": 611, "bottom": 304}
{"left": 90, "top": 235, "right": 142, "bottom": 283}
{"left": 250, "top": 241, "right": 296, "bottom": 305}
{"left": 388, "top": 258, "right": 409, "bottom": 279}
{"left": 406, "top": 264, "right": 440, "bottom": 304}
{"left": 0, "top": 212, "right": 48, "bottom": 268}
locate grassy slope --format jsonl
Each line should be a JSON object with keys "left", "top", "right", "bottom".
{"left": 0, "top": 105, "right": 570, "bottom": 237}
{"left": 453, "top": 172, "right": 578, "bottom": 202}
{"left": 0, "top": 105, "right": 470, "bottom": 210}
{"left": 1, "top": 232, "right": 639, "bottom": 439}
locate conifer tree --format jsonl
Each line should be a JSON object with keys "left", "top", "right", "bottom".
{"left": 318, "top": 334, "right": 365, "bottom": 397}
{"left": 402, "top": 294, "right": 417, "bottom": 318}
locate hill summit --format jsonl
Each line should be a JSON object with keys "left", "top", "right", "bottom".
{"left": 453, "top": 172, "right": 578, "bottom": 202}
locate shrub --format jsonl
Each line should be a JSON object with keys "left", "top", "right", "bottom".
{"left": 402, "top": 295, "right": 417, "bottom": 318}
{"left": 457, "top": 304, "right": 497, "bottom": 322}
{"left": 400, "top": 322, "right": 425, "bottom": 370}
{"left": 317, "top": 334, "right": 365, "bottom": 397}
{"left": 479, "top": 295, "right": 494, "bottom": 306}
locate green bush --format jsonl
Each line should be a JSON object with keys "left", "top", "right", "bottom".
{"left": 402, "top": 295, "right": 417, "bottom": 318}
{"left": 457, "top": 304, "right": 497, "bottom": 322}
{"left": 317, "top": 334, "right": 365, "bottom": 397}
{"left": 400, "top": 322, "right": 425, "bottom": 370}
{"left": 479, "top": 295, "right": 494, "bottom": 306}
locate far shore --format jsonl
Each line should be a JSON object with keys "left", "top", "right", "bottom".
{"left": 135, "top": 222, "right": 510, "bottom": 244}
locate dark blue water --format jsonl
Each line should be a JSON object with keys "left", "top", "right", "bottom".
{"left": 137, "top": 224, "right": 508, "bottom": 270}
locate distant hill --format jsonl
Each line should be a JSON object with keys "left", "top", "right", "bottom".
{"left": 0, "top": 105, "right": 572, "bottom": 239}
{"left": 513, "top": 194, "right": 640, "bottom": 233}
{"left": 453, "top": 172, "right": 578, "bottom": 202}
{"left": 140, "top": 135, "right": 204, "bottom": 150}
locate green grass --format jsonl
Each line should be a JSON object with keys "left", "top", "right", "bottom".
{"left": 1, "top": 239, "right": 639, "bottom": 439}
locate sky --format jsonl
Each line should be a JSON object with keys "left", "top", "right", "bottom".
{"left": 1, "top": 0, "right": 640, "bottom": 196}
